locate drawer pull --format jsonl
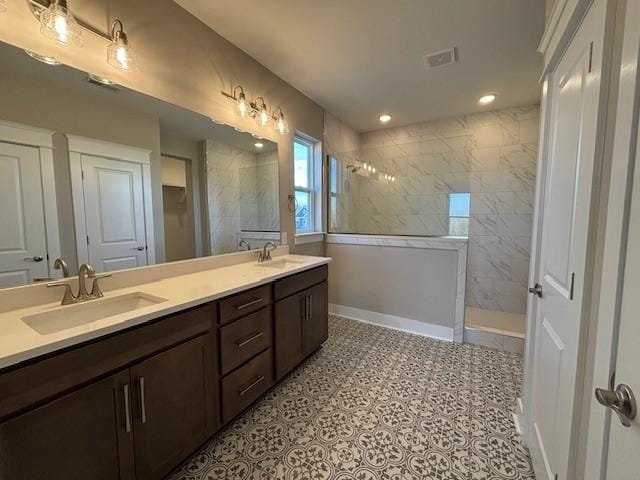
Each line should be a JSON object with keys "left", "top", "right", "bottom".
{"left": 239, "top": 375, "right": 265, "bottom": 396}
{"left": 123, "top": 384, "right": 132, "bottom": 433}
{"left": 236, "top": 331, "right": 264, "bottom": 348}
{"left": 237, "top": 298, "right": 263, "bottom": 310}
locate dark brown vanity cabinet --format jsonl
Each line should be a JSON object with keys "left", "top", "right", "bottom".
{"left": 274, "top": 265, "right": 328, "bottom": 380}
{"left": 0, "top": 264, "right": 329, "bottom": 480}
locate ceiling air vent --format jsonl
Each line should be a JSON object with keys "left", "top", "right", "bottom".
{"left": 423, "top": 47, "right": 458, "bottom": 69}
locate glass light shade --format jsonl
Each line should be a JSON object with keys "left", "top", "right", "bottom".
{"left": 274, "top": 114, "right": 289, "bottom": 135}
{"left": 236, "top": 92, "right": 249, "bottom": 118}
{"left": 255, "top": 105, "right": 270, "bottom": 127}
{"left": 107, "top": 40, "right": 138, "bottom": 71}
{"left": 40, "top": 2, "right": 82, "bottom": 47}
{"left": 25, "top": 50, "right": 62, "bottom": 65}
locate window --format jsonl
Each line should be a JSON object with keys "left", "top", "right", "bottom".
{"left": 448, "top": 193, "right": 470, "bottom": 236}
{"left": 294, "top": 137, "right": 315, "bottom": 233}
{"left": 329, "top": 156, "right": 339, "bottom": 231}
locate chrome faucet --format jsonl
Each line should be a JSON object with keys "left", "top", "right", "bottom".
{"left": 238, "top": 240, "right": 251, "bottom": 251}
{"left": 53, "top": 258, "right": 70, "bottom": 277}
{"left": 47, "top": 263, "right": 111, "bottom": 306}
{"left": 258, "top": 241, "right": 276, "bottom": 263}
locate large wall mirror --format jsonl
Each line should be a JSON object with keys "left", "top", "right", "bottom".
{"left": 0, "top": 41, "right": 280, "bottom": 289}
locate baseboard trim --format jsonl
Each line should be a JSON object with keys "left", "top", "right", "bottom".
{"left": 329, "top": 303, "right": 454, "bottom": 342}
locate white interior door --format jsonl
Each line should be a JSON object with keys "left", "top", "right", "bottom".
{"left": 529, "top": 4, "right": 605, "bottom": 480}
{"left": 81, "top": 154, "right": 148, "bottom": 272}
{"left": 0, "top": 142, "right": 49, "bottom": 287}
{"left": 602, "top": 63, "right": 640, "bottom": 480}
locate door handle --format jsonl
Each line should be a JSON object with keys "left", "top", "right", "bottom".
{"left": 595, "top": 383, "right": 637, "bottom": 427}
{"left": 123, "top": 384, "right": 132, "bottom": 433}
{"left": 528, "top": 283, "right": 543, "bottom": 298}
{"left": 132, "top": 246, "right": 145, "bottom": 251}
{"left": 308, "top": 294, "right": 313, "bottom": 321}
{"left": 139, "top": 377, "right": 147, "bottom": 424}
{"left": 23, "top": 255, "right": 44, "bottom": 262}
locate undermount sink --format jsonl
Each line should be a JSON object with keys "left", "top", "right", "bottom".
{"left": 257, "top": 258, "right": 305, "bottom": 269}
{"left": 22, "top": 292, "right": 168, "bottom": 335}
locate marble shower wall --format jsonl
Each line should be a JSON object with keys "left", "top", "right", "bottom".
{"left": 206, "top": 141, "right": 279, "bottom": 255}
{"left": 329, "top": 105, "right": 540, "bottom": 314}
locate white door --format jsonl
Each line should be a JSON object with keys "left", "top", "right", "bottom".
{"left": 81, "top": 154, "right": 148, "bottom": 272}
{"left": 0, "top": 142, "right": 49, "bottom": 287}
{"left": 529, "top": 3, "right": 606, "bottom": 479}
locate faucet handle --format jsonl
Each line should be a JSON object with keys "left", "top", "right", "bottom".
{"left": 47, "top": 281, "right": 77, "bottom": 305}
{"left": 90, "top": 273, "right": 112, "bottom": 299}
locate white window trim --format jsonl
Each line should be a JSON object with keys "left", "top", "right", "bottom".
{"left": 293, "top": 133, "right": 323, "bottom": 236}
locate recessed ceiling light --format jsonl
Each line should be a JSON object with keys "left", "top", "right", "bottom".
{"left": 25, "top": 50, "right": 61, "bottom": 65}
{"left": 254, "top": 142, "right": 264, "bottom": 148}
{"left": 478, "top": 94, "right": 497, "bottom": 105}
{"left": 379, "top": 114, "right": 392, "bottom": 123}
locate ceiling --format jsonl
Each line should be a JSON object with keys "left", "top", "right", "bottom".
{"left": 175, "top": 0, "right": 544, "bottom": 132}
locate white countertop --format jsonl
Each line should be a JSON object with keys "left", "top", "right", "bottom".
{"left": 0, "top": 254, "right": 330, "bottom": 370}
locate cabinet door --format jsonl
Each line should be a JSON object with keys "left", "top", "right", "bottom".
{"left": 275, "top": 290, "right": 305, "bottom": 380}
{"left": 0, "top": 370, "right": 135, "bottom": 480}
{"left": 131, "top": 334, "right": 216, "bottom": 480}
{"left": 304, "top": 281, "right": 329, "bottom": 355}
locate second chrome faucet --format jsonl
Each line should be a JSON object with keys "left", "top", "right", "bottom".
{"left": 47, "top": 263, "right": 111, "bottom": 305}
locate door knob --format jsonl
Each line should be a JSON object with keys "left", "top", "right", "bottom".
{"left": 23, "top": 255, "right": 44, "bottom": 262}
{"left": 132, "top": 246, "right": 145, "bottom": 251}
{"left": 528, "top": 283, "right": 543, "bottom": 298}
{"left": 595, "top": 383, "right": 637, "bottom": 427}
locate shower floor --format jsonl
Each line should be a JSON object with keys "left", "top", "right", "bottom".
{"left": 464, "top": 307, "right": 526, "bottom": 354}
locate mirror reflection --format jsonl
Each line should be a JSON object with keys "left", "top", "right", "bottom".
{"left": 0, "top": 41, "right": 280, "bottom": 289}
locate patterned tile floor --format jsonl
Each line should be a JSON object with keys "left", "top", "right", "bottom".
{"left": 169, "top": 316, "right": 535, "bottom": 480}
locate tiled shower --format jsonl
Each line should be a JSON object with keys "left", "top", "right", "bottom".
{"left": 327, "top": 105, "right": 539, "bottom": 344}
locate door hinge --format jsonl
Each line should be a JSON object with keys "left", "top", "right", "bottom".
{"left": 588, "top": 41, "right": 593, "bottom": 73}
{"left": 569, "top": 273, "right": 575, "bottom": 300}
{"left": 81, "top": 169, "right": 84, "bottom": 180}
{"left": 86, "top": 235, "right": 90, "bottom": 245}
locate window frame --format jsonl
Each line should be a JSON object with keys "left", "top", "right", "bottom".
{"left": 447, "top": 192, "right": 471, "bottom": 237}
{"left": 293, "top": 136, "right": 315, "bottom": 234}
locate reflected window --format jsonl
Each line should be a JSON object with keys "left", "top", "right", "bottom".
{"left": 329, "top": 156, "right": 339, "bottom": 231}
{"left": 448, "top": 193, "right": 470, "bottom": 236}
{"left": 294, "top": 137, "right": 314, "bottom": 232}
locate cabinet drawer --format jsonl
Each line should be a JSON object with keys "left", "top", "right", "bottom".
{"left": 221, "top": 349, "right": 273, "bottom": 423}
{"left": 220, "top": 308, "right": 272, "bottom": 375}
{"left": 274, "top": 264, "right": 328, "bottom": 300}
{"left": 219, "top": 285, "right": 272, "bottom": 325}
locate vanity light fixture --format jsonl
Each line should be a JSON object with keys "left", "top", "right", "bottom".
{"left": 221, "top": 85, "right": 291, "bottom": 136}
{"left": 39, "top": 0, "right": 82, "bottom": 47}
{"left": 25, "top": 49, "right": 62, "bottom": 65}
{"left": 379, "top": 114, "right": 392, "bottom": 123}
{"left": 107, "top": 20, "right": 137, "bottom": 71}
{"left": 478, "top": 94, "right": 496, "bottom": 105}
{"left": 254, "top": 142, "right": 264, "bottom": 148}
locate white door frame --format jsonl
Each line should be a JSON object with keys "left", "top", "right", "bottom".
{"left": 0, "top": 120, "right": 62, "bottom": 279}
{"left": 66, "top": 134, "right": 155, "bottom": 267}
{"left": 575, "top": 1, "right": 640, "bottom": 477}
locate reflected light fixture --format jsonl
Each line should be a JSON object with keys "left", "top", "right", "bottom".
{"left": 87, "top": 73, "right": 116, "bottom": 86}
{"left": 478, "top": 94, "right": 496, "bottom": 105}
{"left": 40, "top": 0, "right": 82, "bottom": 47}
{"left": 0, "top": 0, "right": 6, "bottom": 13}
{"left": 379, "top": 114, "right": 392, "bottom": 123}
{"left": 107, "top": 20, "right": 138, "bottom": 71}
{"left": 25, "top": 49, "right": 62, "bottom": 65}
{"left": 273, "top": 107, "right": 289, "bottom": 135}
{"left": 254, "top": 142, "right": 264, "bottom": 148}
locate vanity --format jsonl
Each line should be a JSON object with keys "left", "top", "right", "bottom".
{"left": 0, "top": 255, "right": 329, "bottom": 480}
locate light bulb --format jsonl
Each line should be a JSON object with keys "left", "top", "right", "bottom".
{"left": 372, "top": 167, "right": 376, "bottom": 173}
{"left": 255, "top": 103, "right": 270, "bottom": 127}
{"left": 40, "top": 0, "right": 82, "bottom": 47}
{"left": 107, "top": 20, "right": 138, "bottom": 71}
{"left": 478, "top": 94, "right": 496, "bottom": 105}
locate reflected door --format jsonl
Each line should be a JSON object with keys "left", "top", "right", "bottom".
{"left": 0, "top": 142, "right": 48, "bottom": 287}
{"left": 81, "top": 155, "right": 148, "bottom": 272}
{"left": 529, "top": 4, "right": 604, "bottom": 480}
